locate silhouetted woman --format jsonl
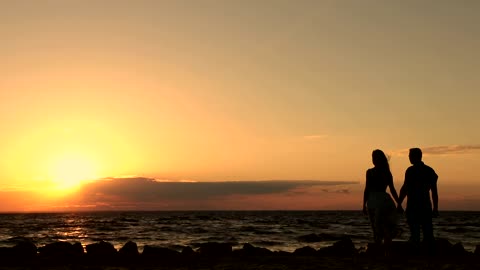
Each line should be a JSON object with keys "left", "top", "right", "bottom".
{"left": 363, "top": 149, "right": 401, "bottom": 255}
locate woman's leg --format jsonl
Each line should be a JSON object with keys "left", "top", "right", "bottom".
{"left": 383, "top": 196, "right": 398, "bottom": 256}
{"left": 375, "top": 207, "right": 385, "bottom": 244}
{"left": 368, "top": 208, "right": 381, "bottom": 244}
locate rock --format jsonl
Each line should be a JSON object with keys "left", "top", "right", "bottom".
{"left": 365, "top": 239, "right": 471, "bottom": 257}
{"left": 119, "top": 241, "right": 139, "bottom": 257}
{"left": 169, "top": 244, "right": 188, "bottom": 252}
{"left": 296, "top": 233, "right": 341, "bottom": 243}
{"left": 181, "top": 246, "right": 195, "bottom": 256}
{"left": 274, "top": 250, "right": 291, "bottom": 256}
{"left": 118, "top": 241, "right": 139, "bottom": 263}
{"left": 180, "top": 246, "right": 199, "bottom": 265}
{"left": 0, "top": 240, "right": 38, "bottom": 265}
{"left": 0, "top": 247, "right": 12, "bottom": 259}
{"left": 475, "top": 245, "right": 480, "bottom": 256}
{"left": 294, "top": 246, "right": 317, "bottom": 256}
{"left": 142, "top": 246, "right": 180, "bottom": 261}
{"left": 435, "top": 238, "right": 453, "bottom": 256}
{"left": 451, "top": 242, "right": 469, "bottom": 256}
{"left": 72, "top": 242, "right": 85, "bottom": 255}
{"left": 86, "top": 241, "right": 117, "bottom": 262}
{"left": 237, "top": 243, "right": 273, "bottom": 256}
{"left": 317, "top": 237, "right": 355, "bottom": 256}
{"left": 12, "top": 240, "right": 37, "bottom": 260}
{"left": 432, "top": 239, "right": 472, "bottom": 257}
{"left": 38, "top": 241, "right": 84, "bottom": 262}
{"left": 198, "top": 242, "right": 232, "bottom": 257}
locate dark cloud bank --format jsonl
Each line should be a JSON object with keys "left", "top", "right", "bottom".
{"left": 68, "top": 178, "right": 358, "bottom": 210}
{"left": 79, "top": 177, "right": 358, "bottom": 200}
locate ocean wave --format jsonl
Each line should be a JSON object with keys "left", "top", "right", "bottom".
{"left": 0, "top": 211, "right": 478, "bottom": 252}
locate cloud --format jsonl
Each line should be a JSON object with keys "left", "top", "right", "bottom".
{"left": 66, "top": 178, "right": 359, "bottom": 210}
{"left": 321, "top": 188, "right": 351, "bottom": 194}
{"left": 422, "top": 145, "right": 480, "bottom": 155}
{"left": 303, "top": 134, "right": 328, "bottom": 140}
{"left": 393, "top": 145, "right": 480, "bottom": 156}
{"left": 78, "top": 177, "right": 357, "bottom": 200}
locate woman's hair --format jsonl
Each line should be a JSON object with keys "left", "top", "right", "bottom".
{"left": 372, "top": 149, "right": 390, "bottom": 171}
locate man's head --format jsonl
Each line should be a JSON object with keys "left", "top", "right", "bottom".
{"left": 409, "top": 148, "right": 422, "bottom": 164}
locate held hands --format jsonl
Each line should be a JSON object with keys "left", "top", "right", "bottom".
{"left": 362, "top": 205, "right": 368, "bottom": 215}
{"left": 432, "top": 208, "right": 439, "bottom": 218}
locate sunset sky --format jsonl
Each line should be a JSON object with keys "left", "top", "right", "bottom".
{"left": 1, "top": 1, "right": 479, "bottom": 211}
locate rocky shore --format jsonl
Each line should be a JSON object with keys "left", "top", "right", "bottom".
{"left": 0, "top": 237, "right": 479, "bottom": 269}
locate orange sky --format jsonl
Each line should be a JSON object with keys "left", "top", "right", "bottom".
{"left": 1, "top": 1, "right": 479, "bottom": 211}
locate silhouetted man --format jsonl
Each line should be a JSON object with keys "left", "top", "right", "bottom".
{"left": 398, "top": 148, "right": 438, "bottom": 250}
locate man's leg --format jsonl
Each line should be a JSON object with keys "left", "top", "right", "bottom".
{"left": 407, "top": 210, "right": 421, "bottom": 243}
{"left": 407, "top": 210, "right": 421, "bottom": 255}
{"left": 423, "top": 223, "right": 434, "bottom": 242}
{"left": 422, "top": 213, "right": 435, "bottom": 255}
{"left": 408, "top": 222, "right": 421, "bottom": 243}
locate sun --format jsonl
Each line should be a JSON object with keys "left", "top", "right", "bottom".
{"left": 48, "top": 154, "right": 99, "bottom": 191}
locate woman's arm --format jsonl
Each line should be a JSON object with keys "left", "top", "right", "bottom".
{"left": 363, "top": 170, "right": 370, "bottom": 214}
{"left": 387, "top": 172, "right": 400, "bottom": 204}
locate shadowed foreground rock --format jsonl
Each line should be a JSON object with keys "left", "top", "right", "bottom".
{"left": 38, "top": 241, "right": 84, "bottom": 263}
{"left": 119, "top": 241, "right": 139, "bottom": 256}
{"left": 296, "top": 233, "right": 344, "bottom": 243}
{"left": 365, "top": 238, "right": 474, "bottom": 258}
{"left": 118, "top": 241, "right": 140, "bottom": 263}
{"left": 436, "top": 237, "right": 455, "bottom": 256}
{"left": 13, "top": 241, "right": 37, "bottom": 258}
{"left": 0, "top": 238, "right": 479, "bottom": 268}
{"left": 142, "top": 245, "right": 180, "bottom": 263}
{"left": 0, "top": 240, "right": 37, "bottom": 265}
{"left": 85, "top": 241, "right": 118, "bottom": 263}
{"left": 234, "top": 243, "right": 273, "bottom": 257}
{"left": 452, "top": 242, "right": 469, "bottom": 256}
{"left": 293, "top": 246, "right": 317, "bottom": 256}
{"left": 317, "top": 237, "right": 355, "bottom": 256}
{"left": 198, "top": 242, "right": 232, "bottom": 257}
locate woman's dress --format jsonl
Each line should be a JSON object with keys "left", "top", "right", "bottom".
{"left": 366, "top": 168, "right": 398, "bottom": 243}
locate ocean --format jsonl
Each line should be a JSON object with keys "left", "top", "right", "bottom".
{"left": 0, "top": 211, "right": 478, "bottom": 252}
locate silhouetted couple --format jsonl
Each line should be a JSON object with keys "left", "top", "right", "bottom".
{"left": 363, "top": 148, "right": 439, "bottom": 256}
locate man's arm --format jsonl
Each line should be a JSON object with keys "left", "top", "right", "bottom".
{"left": 431, "top": 184, "right": 438, "bottom": 214}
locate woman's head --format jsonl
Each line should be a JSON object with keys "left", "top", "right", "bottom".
{"left": 372, "top": 149, "right": 390, "bottom": 169}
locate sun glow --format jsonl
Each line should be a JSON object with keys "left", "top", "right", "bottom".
{"left": 48, "top": 154, "right": 99, "bottom": 191}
